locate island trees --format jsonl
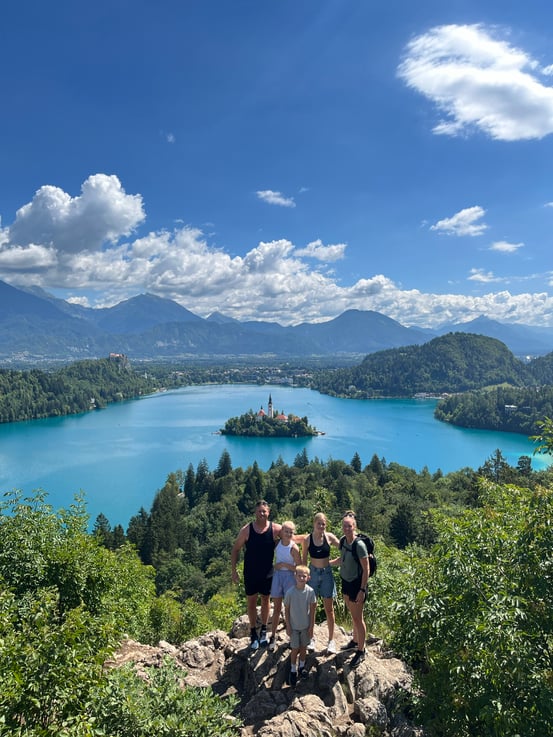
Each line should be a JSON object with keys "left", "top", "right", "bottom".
{"left": 220, "top": 409, "right": 318, "bottom": 437}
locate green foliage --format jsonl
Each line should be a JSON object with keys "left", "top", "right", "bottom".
{"left": 435, "top": 385, "right": 553, "bottom": 434}
{"left": 0, "top": 490, "right": 242, "bottom": 735}
{"left": 221, "top": 409, "right": 318, "bottom": 437}
{"left": 390, "top": 481, "right": 553, "bottom": 737}
{"left": 311, "top": 333, "right": 531, "bottom": 398}
{"left": 531, "top": 415, "right": 553, "bottom": 456}
{"left": 90, "top": 658, "right": 240, "bottom": 737}
{"left": 0, "top": 357, "right": 158, "bottom": 423}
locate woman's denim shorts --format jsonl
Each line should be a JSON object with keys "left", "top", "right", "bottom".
{"left": 308, "top": 564, "right": 336, "bottom": 598}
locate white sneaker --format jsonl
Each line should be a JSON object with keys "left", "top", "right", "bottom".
{"left": 326, "top": 639, "right": 337, "bottom": 654}
{"left": 307, "top": 637, "right": 316, "bottom": 652}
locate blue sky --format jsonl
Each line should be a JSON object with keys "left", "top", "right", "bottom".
{"left": 1, "top": 0, "right": 553, "bottom": 327}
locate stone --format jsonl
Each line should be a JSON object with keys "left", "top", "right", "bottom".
{"left": 108, "top": 622, "right": 425, "bottom": 737}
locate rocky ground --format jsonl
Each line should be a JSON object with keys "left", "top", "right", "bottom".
{"left": 107, "top": 617, "right": 424, "bottom": 737}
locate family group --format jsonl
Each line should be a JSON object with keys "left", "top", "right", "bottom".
{"left": 230, "top": 500, "right": 371, "bottom": 685}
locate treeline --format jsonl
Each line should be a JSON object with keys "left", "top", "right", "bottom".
{"left": 310, "top": 332, "right": 540, "bottom": 398}
{"left": 435, "top": 385, "right": 553, "bottom": 434}
{"left": 221, "top": 410, "right": 317, "bottom": 437}
{"left": 0, "top": 356, "right": 159, "bottom": 422}
{"left": 95, "top": 447, "right": 550, "bottom": 606}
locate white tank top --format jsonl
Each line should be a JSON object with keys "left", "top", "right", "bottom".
{"left": 275, "top": 540, "right": 295, "bottom": 566}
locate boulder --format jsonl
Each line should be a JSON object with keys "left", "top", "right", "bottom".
{"left": 109, "top": 621, "right": 424, "bottom": 736}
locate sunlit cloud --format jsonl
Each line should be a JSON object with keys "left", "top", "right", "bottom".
{"left": 2, "top": 174, "right": 553, "bottom": 329}
{"left": 295, "top": 239, "right": 347, "bottom": 262}
{"left": 256, "top": 190, "right": 296, "bottom": 208}
{"left": 468, "top": 268, "right": 501, "bottom": 283}
{"left": 431, "top": 206, "right": 488, "bottom": 236}
{"left": 398, "top": 23, "right": 553, "bottom": 141}
{"left": 490, "top": 240, "right": 524, "bottom": 253}
{"left": 7, "top": 174, "right": 145, "bottom": 253}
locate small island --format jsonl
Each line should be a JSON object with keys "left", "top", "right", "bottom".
{"left": 220, "top": 394, "right": 320, "bottom": 437}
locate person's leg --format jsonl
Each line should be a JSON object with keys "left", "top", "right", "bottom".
{"left": 323, "top": 596, "right": 335, "bottom": 641}
{"left": 247, "top": 593, "right": 258, "bottom": 629}
{"left": 271, "top": 597, "right": 282, "bottom": 638}
{"left": 349, "top": 597, "right": 366, "bottom": 650}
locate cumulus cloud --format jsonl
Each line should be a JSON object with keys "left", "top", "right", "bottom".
{"left": 7, "top": 174, "right": 145, "bottom": 253}
{"left": 2, "top": 174, "right": 553, "bottom": 329}
{"left": 256, "top": 190, "right": 296, "bottom": 207}
{"left": 295, "top": 239, "right": 347, "bottom": 262}
{"left": 430, "top": 206, "right": 488, "bottom": 236}
{"left": 490, "top": 240, "right": 524, "bottom": 253}
{"left": 398, "top": 23, "right": 553, "bottom": 141}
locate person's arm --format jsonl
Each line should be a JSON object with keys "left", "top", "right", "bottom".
{"left": 284, "top": 602, "right": 292, "bottom": 637}
{"left": 290, "top": 543, "right": 301, "bottom": 568}
{"left": 308, "top": 596, "right": 317, "bottom": 638}
{"left": 301, "top": 535, "right": 309, "bottom": 566}
{"left": 356, "top": 554, "right": 369, "bottom": 603}
{"left": 327, "top": 532, "right": 341, "bottom": 549}
{"left": 230, "top": 524, "right": 248, "bottom": 584}
{"left": 272, "top": 521, "right": 283, "bottom": 541}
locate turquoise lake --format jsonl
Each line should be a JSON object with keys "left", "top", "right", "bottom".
{"left": 0, "top": 384, "right": 548, "bottom": 527}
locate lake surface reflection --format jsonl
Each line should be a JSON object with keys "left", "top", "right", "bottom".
{"left": 0, "top": 384, "right": 547, "bottom": 526}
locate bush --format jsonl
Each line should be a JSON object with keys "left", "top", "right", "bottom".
{"left": 390, "top": 480, "right": 553, "bottom": 737}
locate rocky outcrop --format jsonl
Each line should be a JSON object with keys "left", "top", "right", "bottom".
{"left": 108, "top": 618, "right": 424, "bottom": 737}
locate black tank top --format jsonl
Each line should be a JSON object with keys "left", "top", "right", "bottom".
{"left": 308, "top": 532, "right": 330, "bottom": 559}
{"left": 244, "top": 522, "right": 274, "bottom": 578}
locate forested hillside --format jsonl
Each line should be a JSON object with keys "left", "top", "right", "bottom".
{"left": 435, "top": 385, "right": 553, "bottom": 434}
{"left": 3, "top": 441, "right": 552, "bottom": 736}
{"left": 311, "top": 333, "right": 533, "bottom": 397}
{"left": 113, "top": 447, "right": 548, "bottom": 607}
{"left": 0, "top": 356, "right": 158, "bottom": 422}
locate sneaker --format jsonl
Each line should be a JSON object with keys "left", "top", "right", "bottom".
{"left": 259, "top": 630, "right": 269, "bottom": 647}
{"left": 298, "top": 665, "right": 308, "bottom": 679}
{"left": 341, "top": 639, "right": 357, "bottom": 650}
{"left": 268, "top": 635, "right": 276, "bottom": 651}
{"left": 289, "top": 670, "right": 298, "bottom": 687}
{"left": 307, "top": 637, "right": 316, "bottom": 652}
{"left": 350, "top": 650, "right": 365, "bottom": 668}
{"left": 250, "top": 637, "right": 259, "bottom": 651}
{"left": 326, "top": 639, "right": 337, "bottom": 654}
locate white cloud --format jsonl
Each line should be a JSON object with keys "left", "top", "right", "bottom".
{"left": 256, "top": 190, "right": 296, "bottom": 208}
{"left": 398, "top": 24, "right": 553, "bottom": 141}
{"left": 7, "top": 174, "right": 145, "bottom": 253}
{"left": 468, "top": 268, "right": 501, "bottom": 283}
{"left": 295, "top": 239, "right": 347, "bottom": 262}
{"left": 490, "top": 240, "right": 524, "bottom": 253}
{"left": 431, "top": 206, "right": 488, "bottom": 236}
{"left": 3, "top": 174, "right": 553, "bottom": 329}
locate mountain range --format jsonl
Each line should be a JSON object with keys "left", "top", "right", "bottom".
{"left": 1, "top": 279, "right": 552, "bottom": 362}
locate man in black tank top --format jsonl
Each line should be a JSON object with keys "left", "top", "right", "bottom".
{"left": 231, "top": 500, "right": 282, "bottom": 650}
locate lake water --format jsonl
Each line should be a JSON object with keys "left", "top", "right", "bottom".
{"left": 0, "top": 384, "right": 548, "bottom": 527}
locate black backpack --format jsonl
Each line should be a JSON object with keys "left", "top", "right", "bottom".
{"left": 340, "top": 533, "right": 377, "bottom": 578}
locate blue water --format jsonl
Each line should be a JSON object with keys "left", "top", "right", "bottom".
{"left": 0, "top": 384, "right": 548, "bottom": 527}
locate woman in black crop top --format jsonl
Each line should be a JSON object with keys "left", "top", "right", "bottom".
{"left": 301, "top": 512, "right": 340, "bottom": 654}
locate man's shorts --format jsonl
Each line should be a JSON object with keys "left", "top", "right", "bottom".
{"left": 244, "top": 573, "right": 272, "bottom": 597}
{"left": 308, "top": 564, "right": 336, "bottom": 598}
{"left": 341, "top": 574, "right": 363, "bottom": 602}
{"left": 289, "top": 627, "right": 310, "bottom": 649}
{"left": 271, "top": 569, "right": 296, "bottom": 598}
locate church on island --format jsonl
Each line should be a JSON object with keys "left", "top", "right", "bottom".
{"left": 220, "top": 394, "right": 320, "bottom": 437}
{"left": 256, "top": 394, "right": 288, "bottom": 423}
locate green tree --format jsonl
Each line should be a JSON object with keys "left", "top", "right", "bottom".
{"left": 391, "top": 480, "right": 553, "bottom": 737}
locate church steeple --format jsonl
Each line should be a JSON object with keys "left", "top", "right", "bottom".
{"left": 268, "top": 394, "right": 273, "bottom": 419}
